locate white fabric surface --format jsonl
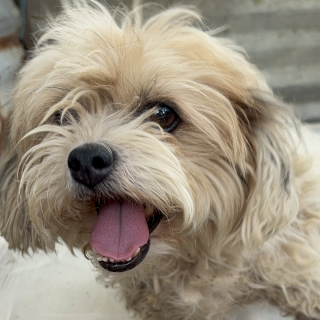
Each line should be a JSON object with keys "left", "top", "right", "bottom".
{"left": 0, "top": 237, "right": 133, "bottom": 320}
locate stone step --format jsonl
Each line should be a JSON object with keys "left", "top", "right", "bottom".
{"left": 248, "top": 46, "right": 320, "bottom": 69}
{"left": 274, "top": 83, "right": 320, "bottom": 105}
{"left": 213, "top": 11, "right": 320, "bottom": 116}
{"left": 262, "top": 64, "right": 320, "bottom": 103}
{"left": 207, "top": 8, "right": 320, "bottom": 34}
{"left": 306, "top": 122, "right": 320, "bottom": 133}
{"left": 25, "top": 1, "right": 320, "bottom": 36}
{"left": 234, "top": 29, "right": 320, "bottom": 55}
{"left": 230, "top": 27, "right": 320, "bottom": 114}
{"left": 295, "top": 102, "right": 320, "bottom": 123}
{"left": 203, "top": 0, "right": 320, "bottom": 15}
{"left": 262, "top": 64, "right": 320, "bottom": 122}
{"left": 232, "top": 29, "right": 320, "bottom": 69}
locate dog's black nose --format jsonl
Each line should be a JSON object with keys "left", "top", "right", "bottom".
{"left": 68, "top": 143, "right": 113, "bottom": 188}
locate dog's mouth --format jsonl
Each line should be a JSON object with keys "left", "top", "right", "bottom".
{"left": 90, "top": 199, "right": 163, "bottom": 273}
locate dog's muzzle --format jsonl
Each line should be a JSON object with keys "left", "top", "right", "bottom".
{"left": 68, "top": 143, "right": 113, "bottom": 188}
{"left": 68, "top": 143, "right": 163, "bottom": 272}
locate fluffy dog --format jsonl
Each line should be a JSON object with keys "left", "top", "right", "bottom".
{"left": 1, "top": 1, "right": 320, "bottom": 319}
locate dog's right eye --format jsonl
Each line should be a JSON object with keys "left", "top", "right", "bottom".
{"left": 52, "top": 109, "right": 79, "bottom": 126}
{"left": 148, "top": 103, "right": 180, "bottom": 132}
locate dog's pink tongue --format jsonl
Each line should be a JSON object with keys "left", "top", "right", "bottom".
{"left": 90, "top": 201, "right": 149, "bottom": 260}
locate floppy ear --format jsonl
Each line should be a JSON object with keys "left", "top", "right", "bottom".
{"left": 239, "top": 90, "right": 300, "bottom": 249}
{"left": 0, "top": 118, "right": 53, "bottom": 253}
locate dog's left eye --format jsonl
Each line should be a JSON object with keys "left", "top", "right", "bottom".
{"left": 149, "top": 103, "right": 179, "bottom": 132}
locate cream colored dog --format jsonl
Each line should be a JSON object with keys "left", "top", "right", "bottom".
{"left": 1, "top": 1, "right": 320, "bottom": 319}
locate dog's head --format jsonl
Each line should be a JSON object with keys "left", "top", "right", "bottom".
{"left": 0, "top": 1, "right": 298, "bottom": 273}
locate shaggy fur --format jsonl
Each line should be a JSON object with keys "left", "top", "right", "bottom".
{"left": 1, "top": 1, "right": 320, "bottom": 319}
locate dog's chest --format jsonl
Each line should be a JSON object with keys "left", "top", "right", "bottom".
{"left": 123, "top": 266, "right": 248, "bottom": 320}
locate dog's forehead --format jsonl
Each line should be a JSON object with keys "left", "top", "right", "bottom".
{"left": 68, "top": 25, "right": 252, "bottom": 114}
{"left": 80, "top": 36, "right": 190, "bottom": 109}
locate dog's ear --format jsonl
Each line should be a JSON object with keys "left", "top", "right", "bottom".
{"left": 0, "top": 118, "right": 53, "bottom": 253}
{"left": 238, "top": 90, "right": 300, "bottom": 248}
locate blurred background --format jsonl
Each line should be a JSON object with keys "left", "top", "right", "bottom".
{"left": 0, "top": 0, "right": 319, "bottom": 319}
{"left": 1, "top": 0, "right": 320, "bottom": 120}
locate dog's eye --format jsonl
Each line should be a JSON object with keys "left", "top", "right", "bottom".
{"left": 149, "top": 103, "right": 179, "bottom": 132}
{"left": 53, "top": 109, "right": 79, "bottom": 126}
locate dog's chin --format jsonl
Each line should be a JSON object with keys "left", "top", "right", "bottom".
{"left": 90, "top": 198, "right": 163, "bottom": 273}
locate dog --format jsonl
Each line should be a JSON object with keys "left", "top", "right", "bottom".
{"left": 1, "top": 1, "right": 320, "bottom": 319}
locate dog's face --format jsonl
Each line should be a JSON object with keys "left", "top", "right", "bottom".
{"left": 0, "top": 2, "right": 297, "bottom": 273}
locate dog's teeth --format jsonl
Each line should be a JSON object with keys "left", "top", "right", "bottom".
{"left": 97, "top": 255, "right": 103, "bottom": 261}
{"left": 133, "top": 248, "right": 140, "bottom": 258}
{"left": 95, "top": 249, "right": 140, "bottom": 263}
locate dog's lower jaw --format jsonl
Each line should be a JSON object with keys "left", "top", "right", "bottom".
{"left": 98, "top": 240, "right": 150, "bottom": 272}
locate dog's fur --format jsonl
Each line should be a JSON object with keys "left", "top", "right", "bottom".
{"left": 1, "top": 1, "right": 320, "bottom": 319}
